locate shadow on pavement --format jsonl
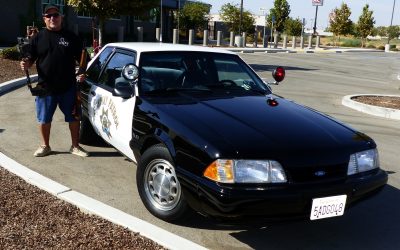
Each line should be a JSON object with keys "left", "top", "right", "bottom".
{"left": 249, "top": 64, "right": 318, "bottom": 72}
{"left": 176, "top": 185, "right": 400, "bottom": 249}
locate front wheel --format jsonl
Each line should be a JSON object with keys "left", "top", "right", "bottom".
{"left": 136, "top": 144, "right": 189, "bottom": 222}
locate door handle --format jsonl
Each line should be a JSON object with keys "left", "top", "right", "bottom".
{"left": 90, "top": 91, "right": 96, "bottom": 96}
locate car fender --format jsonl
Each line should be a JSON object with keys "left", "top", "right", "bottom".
{"left": 131, "top": 127, "right": 176, "bottom": 162}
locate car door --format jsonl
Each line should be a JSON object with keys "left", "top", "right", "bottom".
{"left": 89, "top": 49, "right": 137, "bottom": 161}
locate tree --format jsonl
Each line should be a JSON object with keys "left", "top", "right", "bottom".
{"left": 179, "top": 2, "right": 210, "bottom": 34}
{"left": 329, "top": 3, "right": 353, "bottom": 44}
{"left": 284, "top": 17, "right": 302, "bottom": 37}
{"left": 375, "top": 26, "right": 387, "bottom": 37}
{"left": 388, "top": 25, "right": 400, "bottom": 41}
{"left": 219, "top": 3, "right": 255, "bottom": 35}
{"left": 67, "top": 0, "right": 158, "bottom": 46}
{"left": 356, "top": 4, "right": 375, "bottom": 47}
{"left": 267, "top": 0, "right": 291, "bottom": 33}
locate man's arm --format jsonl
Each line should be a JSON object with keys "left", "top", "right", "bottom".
{"left": 19, "top": 34, "right": 37, "bottom": 72}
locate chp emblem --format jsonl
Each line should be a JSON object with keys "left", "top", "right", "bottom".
{"left": 92, "top": 95, "right": 119, "bottom": 138}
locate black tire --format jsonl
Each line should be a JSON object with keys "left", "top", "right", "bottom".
{"left": 136, "top": 144, "right": 189, "bottom": 222}
{"left": 79, "top": 115, "right": 100, "bottom": 145}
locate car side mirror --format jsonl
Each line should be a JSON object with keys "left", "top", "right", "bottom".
{"left": 113, "top": 81, "right": 135, "bottom": 99}
{"left": 112, "top": 63, "right": 139, "bottom": 99}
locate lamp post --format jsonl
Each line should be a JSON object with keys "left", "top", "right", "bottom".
{"left": 260, "top": 8, "right": 267, "bottom": 48}
{"left": 388, "top": 0, "right": 396, "bottom": 44}
{"left": 313, "top": 5, "right": 319, "bottom": 35}
{"left": 270, "top": 15, "right": 275, "bottom": 48}
{"left": 160, "top": 0, "right": 163, "bottom": 42}
{"left": 177, "top": 0, "right": 180, "bottom": 31}
{"left": 239, "top": 0, "right": 243, "bottom": 35}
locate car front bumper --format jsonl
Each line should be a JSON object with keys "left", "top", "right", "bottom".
{"left": 178, "top": 168, "right": 388, "bottom": 219}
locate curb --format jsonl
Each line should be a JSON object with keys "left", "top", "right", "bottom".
{"left": 342, "top": 94, "right": 400, "bottom": 120}
{"left": 223, "top": 47, "right": 383, "bottom": 54}
{"left": 0, "top": 78, "right": 206, "bottom": 250}
{"left": 0, "top": 75, "right": 38, "bottom": 96}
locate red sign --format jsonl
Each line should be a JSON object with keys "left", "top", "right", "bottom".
{"left": 312, "top": 0, "right": 324, "bottom": 6}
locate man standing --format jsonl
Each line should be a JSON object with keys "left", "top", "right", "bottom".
{"left": 20, "top": 5, "right": 89, "bottom": 157}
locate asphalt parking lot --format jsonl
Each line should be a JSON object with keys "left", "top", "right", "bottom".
{"left": 1, "top": 52, "right": 399, "bottom": 249}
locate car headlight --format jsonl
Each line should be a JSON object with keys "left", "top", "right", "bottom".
{"left": 347, "top": 148, "right": 379, "bottom": 175}
{"left": 203, "top": 159, "right": 287, "bottom": 183}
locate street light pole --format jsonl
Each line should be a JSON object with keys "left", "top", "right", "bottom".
{"left": 270, "top": 15, "right": 274, "bottom": 48}
{"left": 178, "top": 0, "right": 180, "bottom": 31}
{"left": 260, "top": 8, "right": 267, "bottom": 48}
{"left": 388, "top": 0, "right": 396, "bottom": 44}
{"left": 239, "top": 0, "right": 243, "bottom": 35}
{"left": 160, "top": 0, "right": 163, "bottom": 42}
{"left": 313, "top": 5, "right": 319, "bottom": 35}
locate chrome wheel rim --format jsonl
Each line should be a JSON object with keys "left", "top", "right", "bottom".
{"left": 144, "top": 159, "right": 181, "bottom": 211}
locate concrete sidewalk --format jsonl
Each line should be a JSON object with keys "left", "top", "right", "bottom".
{"left": 224, "top": 45, "right": 383, "bottom": 54}
{"left": 1, "top": 52, "right": 399, "bottom": 249}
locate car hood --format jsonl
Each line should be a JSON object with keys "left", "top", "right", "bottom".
{"left": 145, "top": 93, "right": 374, "bottom": 165}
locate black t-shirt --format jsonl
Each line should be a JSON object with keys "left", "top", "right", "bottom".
{"left": 29, "top": 29, "right": 82, "bottom": 94}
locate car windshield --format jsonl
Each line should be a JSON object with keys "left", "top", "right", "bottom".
{"left": 138, "top": 51, "right": 270, "bottom": 95}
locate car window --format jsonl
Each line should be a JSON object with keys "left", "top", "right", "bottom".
{"left": 98, "top": 52, "right": 135, "bottom": 89}
{"left": 86, "top": 47, "right": 114, "bottom": 82}
{"left": 139, "top": 52, "right": 269, "bottom": 95}
{"left": 215, "top": 59, "right": 251, "bottom": 84}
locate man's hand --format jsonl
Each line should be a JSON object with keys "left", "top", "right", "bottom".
{"left": 77, "top": 74, "right": 86, "bottom": 83}
{"left": 20, "top": 59, "right": 32, "bottom": 71}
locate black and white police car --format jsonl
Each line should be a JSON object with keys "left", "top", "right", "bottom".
{"left": 80, "top": 42, "right": 387, "bottom": 222}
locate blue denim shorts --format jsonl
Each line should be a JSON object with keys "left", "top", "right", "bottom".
{"left": 35, "top": 86, "right": 79, "bottom": 124}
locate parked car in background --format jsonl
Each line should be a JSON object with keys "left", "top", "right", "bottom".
{"left": 79, "top": 43, "right": 388, "bottom": 222}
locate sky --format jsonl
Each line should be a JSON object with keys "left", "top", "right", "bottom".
{"left": 200, "top": 0, "right": 399, "bottom": 29}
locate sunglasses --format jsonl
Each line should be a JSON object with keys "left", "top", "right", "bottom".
{"left": 44, "top": 13, "right": 60, "bottom": 18}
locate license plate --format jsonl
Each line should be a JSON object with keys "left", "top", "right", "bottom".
{"left": 310, "top": 195, "right": 347, "bottom": 220}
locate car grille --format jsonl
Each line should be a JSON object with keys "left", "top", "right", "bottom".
{"left": 288, "top": 164, "right": 348, "bottom": 183}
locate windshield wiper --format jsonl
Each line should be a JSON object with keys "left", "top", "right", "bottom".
{"left": 145, "top": 87, "right": 212, "bottom": 94}
{"left": 249, "top": 88, "right": 269, "bottom": 95}
{"left": 207, "top": 84, "right": 269, "bottom": 95}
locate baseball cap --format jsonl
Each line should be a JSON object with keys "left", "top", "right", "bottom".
{"left": 44, "top": 5, "right": 60, "bottom": 14}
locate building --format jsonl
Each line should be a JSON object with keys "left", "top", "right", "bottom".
{"left": 208, "top": 14, "right": 270, "bottom": 41}
{"left": 0, "top": 0, "right": 189, "bottom": 46}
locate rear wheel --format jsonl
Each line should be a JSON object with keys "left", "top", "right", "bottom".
{"left": 136, "top": 144, "right": 189, "bottom": 222}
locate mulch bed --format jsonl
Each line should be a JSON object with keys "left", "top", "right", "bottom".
{"left": 0, "top": 168, "right": 165, "bottom": 249}
{"left": 351, "top": 95, "right": 400, "bottom": 110}
{"left": 0, "top": 58, "right": 165, "bottom": 249}
{"left": 0, "top": 58, "right": 36, "bottom": 81}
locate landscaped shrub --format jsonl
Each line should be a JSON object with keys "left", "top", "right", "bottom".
{"left": 0, "top": 46, "right": 20, "bottom": 60}
{"left": 377, "top": 45, "right": 385, "bottom": 50}
{"left": 340, "top": 39, "right": 361, "bottom": 47}
{"left": 390, "top": 48, "right": 399, "bottom": 51}
{"left": 366, "top": 44, "right": 376, "bottom": 48}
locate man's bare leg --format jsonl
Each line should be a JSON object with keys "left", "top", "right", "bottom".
{"left": 33, "top": 123, "right": 52, "bottom": 156}
{"left": 39, "top": 123, "right": 51, "bottom": 146}
{"left": 69, "top": 120, "right": 80, "bottom": 148}
{"left": 69, "top": 120, "right": 89, "bottom": 157}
